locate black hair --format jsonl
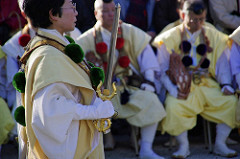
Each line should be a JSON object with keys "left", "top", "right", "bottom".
{"left": 103, "top": 0, "right": 113, "bottom": 3}
{"left": 183, "top": 0, "right": 206, "bottom": 15}
{"left": 23, "top": 0, "right": 65, "bottom": 28}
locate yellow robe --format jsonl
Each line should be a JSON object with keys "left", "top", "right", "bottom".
{"left": 0, "top": 46, "right": 6, "bottom": 59}
{"left": 22, "top": 30, "right": 104, "bottom": 159}
{"left": 152, "top": 20, "right": 217, "bottom": 48}
{"left": 157, "top": 24, "right": 238, "bottom": 136}
{"left": 77, "top": 22, "right": 166, "bottom": 127}
{"left": 0, "top": 98, "right": 14, "bottom": 145}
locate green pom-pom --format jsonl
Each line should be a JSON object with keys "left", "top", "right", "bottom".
{"left": 65, "top": 35, "right": 75, "bottom": 43}
{"left": 65, "top": 43, "right": 84, "bottom": 63}
{"left": 12, "top": 72, "right": 26, "bottom": 93}
{"left": 90, "top": 67, "right": 105, "bottom": 87}
{"left": 88, "top": 61, "right": 95, "bottom": 67}
{"left": 14, "top": 106, "right": 26, "bottom": 126}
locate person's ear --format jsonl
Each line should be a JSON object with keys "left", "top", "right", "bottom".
{"left": 94, "top": 10, "right": 99, "bottom": 20}
{"left": 49, "top": 9, "right": 58, "bottom": 22}
{"left": 181, "top": 11, "right": 185, "bottom": 20}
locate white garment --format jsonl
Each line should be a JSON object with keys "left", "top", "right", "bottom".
{"left": 30, "top": 29, "right": 114, "bottom": 159}
{"left": 209, "top": 0, "right": 240, "bottom": 33}
{"left": 185, "top": 28, "right": 201, "bottom": 66}
{"left": 2, "top": 31, "right": 25, "bottom": 107}
{"left": 2, "top": 24, "right": 35, "bottom": 107}
{"left": 32, "top": 82, "right": 114, "bottom": 159}
{"left": 101, "top": 26, "right": 159, "bottom": 83}
{"left": 230, "top": 42, "right": 240, "bottom": 89}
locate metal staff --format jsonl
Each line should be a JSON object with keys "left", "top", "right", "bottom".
{"left": 104, "top": 3, "right": 121, "bottom": 90}
{"left": 95, "top": 3, "right": 121, "bottom": 133}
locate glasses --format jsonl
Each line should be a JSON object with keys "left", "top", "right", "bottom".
{"left": 189, "top": 17, "right": 205, "bottom": 23}
{"left": 61, "top": 2, "right": 76, "bottom": 13}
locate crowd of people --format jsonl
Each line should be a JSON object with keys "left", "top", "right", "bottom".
{"left": 0, "top": 0, "right": 240, "bottom": 159}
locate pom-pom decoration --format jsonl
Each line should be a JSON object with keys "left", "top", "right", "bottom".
{"left": 90, "top": 67, "right": 105, "bottom": 87}
{"left": 96, "top": 42, "right": 108, "bottom": 54}
{"left": 14, "top": 106, "right": 26, "bottom": 126}
{"left": 118, "top": 56, "right": 130, "bottom": 68}
{"left": 18, "top": 34, "right": 31, "bottom": 47}
{"left": 116, "top": 37, "right": 124, "bottom": 50}
{"left": 87, "top": 61, "right": 95, "bottom": 67}
{"left": 65, "top": 35, "right": 75, "bottom": 44}
{"left": 196, "top": 44, "right": 207, "bottom": 56}
{"left": 120, "top": 89, "right": 130, "bottom": 105}
{"left": 200, "top": 58, "right": 210, "bottom": 68}
{"left": 12, "top": 72, "right": 26, "bottom": 93}
{"left": 65, "top": 43, "right": 84, "bottom": 63}
{"left": 180, "top": 40, "right": 191, "bottom": 54}
{"left": 182, "top": 55, "right": 193, "bottom": 67}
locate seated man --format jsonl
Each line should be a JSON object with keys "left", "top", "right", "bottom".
{"left": 77, "top": 0, "right": 166, "bottom": 158}
{"left": 0, "top": 47, "right": 15, "bottom": 158}
{"left": 152, "top": 0, "right": 215, "bottom": 47}
{"left": 153, "top": 0, "right": 238, "bottom": 147}
{"left": 155, "top": 0, "right": 238, "bottom": 158}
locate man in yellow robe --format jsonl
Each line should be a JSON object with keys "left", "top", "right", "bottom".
{"left": 19, "top": 0, "right": 115, "bottom": 158}
{"left": 155, "top": 1, "right": 238, "bottom": 158}
{"left": 77, "top": 0, "right": 166, "bottom": 158}
{"left": 152, "top": 0, "right": 215, "bottom": 48}
{"left": 153, "top": 0, "right": 239, "bottom": 147}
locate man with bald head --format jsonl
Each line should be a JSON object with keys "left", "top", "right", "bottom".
{"left": 77, "top": 0, "right": 166, "bottom": 158}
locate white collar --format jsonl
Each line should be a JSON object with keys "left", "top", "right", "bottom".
{"left": 185, "top": 27, "right": 202, "bottom": 44}
{"left": 28, "top": 23, "right": 36, "bottom": 38}
{"left": 38, "top": 28, "right": 70, "bottom": 44}
{"left": 101, "top": 26, "right": 111, "bottom": 37}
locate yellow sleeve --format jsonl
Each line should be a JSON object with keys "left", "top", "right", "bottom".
{"left": 0, "top": 46, "right": 6, "bottom": 59}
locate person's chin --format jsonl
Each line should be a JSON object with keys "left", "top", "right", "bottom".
{"left": 71, "top": 24, "right": 76, "bottom": 30}
{"left": 66, "top": 27, "right": 75, "bottom": 33}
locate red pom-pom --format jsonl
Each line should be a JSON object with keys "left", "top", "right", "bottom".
{"left": 116, "top": 37, "right": 124, "bottom": 50}
{"left": 118, "top": 56, "right": 130, "bottom": 68}
{"left": 96, "top": 42, "right": 107, "bottom": 54}
{"left": 19, "top": 34, "right": 31, "bottom": 47}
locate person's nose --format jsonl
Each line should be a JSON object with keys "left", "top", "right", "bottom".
{"left": 74, "top": 9, "right": 78, "bottom": 16}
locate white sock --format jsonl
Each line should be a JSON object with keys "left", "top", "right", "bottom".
{"left": 173, "top": 131, "right": 190, "bottom": 157}
{"left": 139, "top": 123, "right": 164, "bottom": 159}
{"left": 215, "top": 123, "right": 231, "bottom": 144}
{"left": 214, "top": 124, "right": 236, "bottom": 155}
